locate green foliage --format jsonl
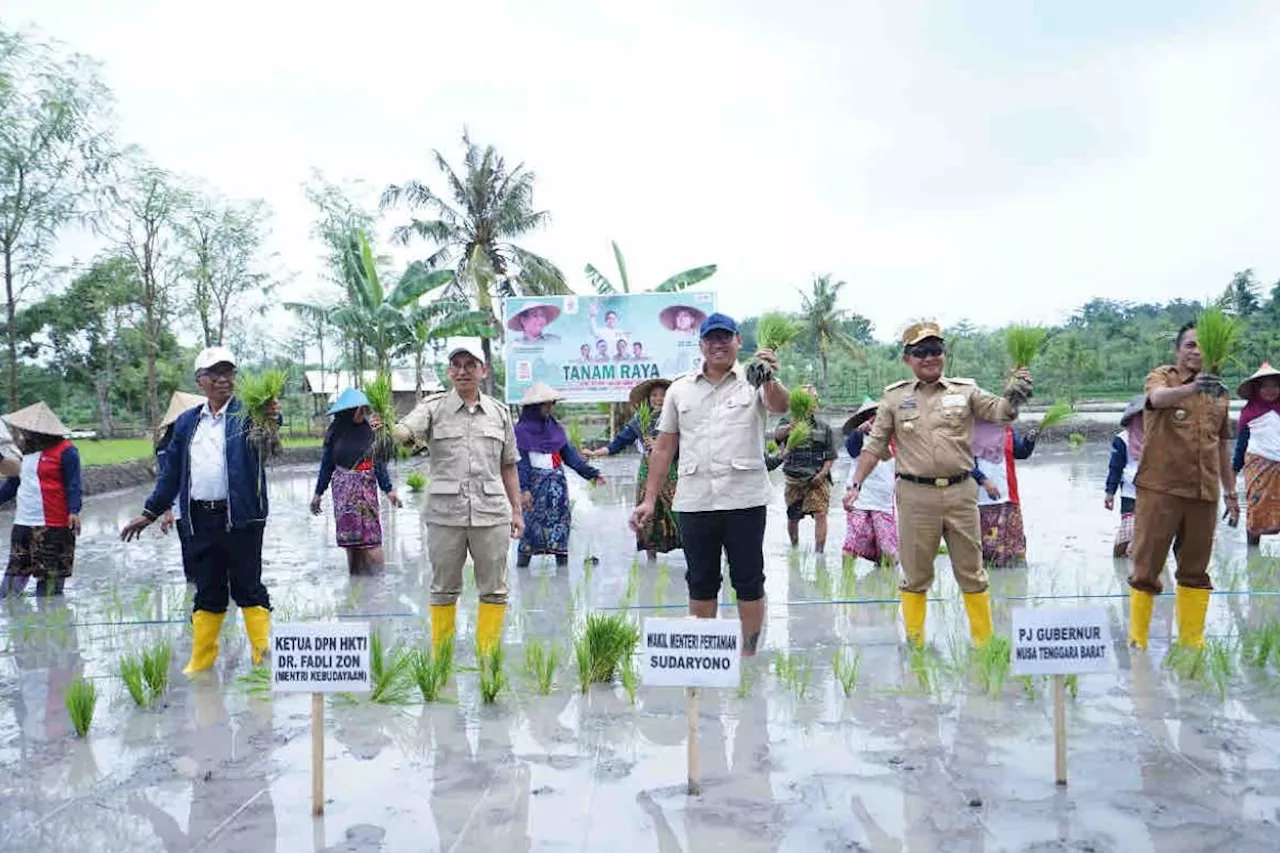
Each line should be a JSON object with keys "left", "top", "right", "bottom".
{"left": 755, "top": 313, "right": 800, "bottom": 351}
{"left": 65, "top": 677, "right": 98, "bottom": 738}
{"left": 523, "top": 639, "right": 560, "bottom": 695}
{"left": 1240, "top": 619, "right": 1280, "bottom": 669}
{"left": 973, "top": 635, "right": 1012, "bottom": 698}
{"left": 477, "top": 644, "right": 508, "bottom": 704}
{"left": 832, "top": 647, "right": 861, "bottom": 697}
{"left": 120, "top": 655, "right": 147, "bottom": 707}
{"left": 362, "top": 373, "right": 396, "bottom": 460}
{"left": 620, "top": 659, "right": 639, "bottom": 705}
{"left": 773, "top": 652, "right": 813, "bottom": 699}
{"left": 238, "top": 368, "right": 287, "bottom": 455}
{"left": 585, "top": 240, "right": 717, "bottom": 294}
{"left": 1068, "top": 432, "right": 1086, "bottom": 449}
{"left": 1038, "top": 401, "right": 1074, "bottom": 430}
{"left": 766, "top": 439, "right": 779, "bottom": 454}
{"left": 141, "top": 640, "right": 171, "bottom": 703}
{"left": 635, "top": 400, "right": 652, "bottom": 435}
{"left": 1004, "top": 326, "right": 1046, "bottom": 368}
{"left": 785, "top": 421, "right": 811, "bottom": 451}
{"left": 369, "top": 631, "right": 415, "bottom": 704}
{"left": 410, "top": 637, "right": 453, "bottom": 702}
{"left": 574, "top": 612, "right": 640, "bottom": 688}
{"left": 405, "top": 471, "right": 426, "bottom": 492}
{"left": 788, "top": 387, "right": 817, "bottom": 421}
{"left": 1196, "top": 306, "right": 1239, "bottom": 375}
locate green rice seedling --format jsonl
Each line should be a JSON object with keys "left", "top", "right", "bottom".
{"left": 654, "top": 562, "right": 670, "bottom": 605}
{"left": 567, "top": 417, "right": 585, "bottom": 451}
{"left": 791, "top": 654, "right": 813, "bottom": 699}
{"left": 237, "top": 368, "right": 288, "bottom": 456}
{"left": 635, "top": 400, "right": 653, "bottom": 436}
{"left": 620, "top": 658, "right": 639, "bottom": 705}
{"left": 235, "top": 666, "right": 272, "bottom": 696}
{"left": 1018, "top": 675, "right": 1039, "bottom": 700}
{"left": 411, "top": 638, "right": 454, "bottom": 702}
{"left": 972, "top": 635, "right": 1012, "bottom": 698}
{"left": 1068, "top": 432, "right": 1086, "bottom": 449}
{"left": 1240, "top": 619, "right": 1280, "bottom": 669}
{"left": 574, "top": 632, "right": 592, "bottom": 694}
{"left": 1205, "top": 639, "right": 1234, "bottom": 699}
{"left": 141, "top": 640, "right": 172, "bottom": 704}
{"left": 1038, "top": 401, "right": 1074, "bottom": 430}
{"left": 523, "top": 638, "right": 559, "bottom": 695}
{"left": 785, "top": 421, "right": 811, "bottom": 451}
{"left": 362, "top": 373, "right": 397, "bottom": 461}
{"left": 907, "top": 643, "right": 935, "bottom": 693}
{"left": 119, "top": 653, "right": 147, "bottom": 707}
{"left": 937, "top": 543, "right": 949, "bottom": 556}
{"left": 735, "top": 661, "right": 756, "bottom": 698}
{"left": 405, "top": 471, "right": 427, "bottom": 492}
{"left": 747, "top": 313, "right": 799, "bottom": 387}
{"left": 65, "top": 678, "right": 97, "bottom": 738}
{"left": 579, "top": 612, "right": 641, "bottom": 683}
{"left": 1064, "top": 674, "right": 1079, "bottom": 700}
{"left": 1195, "top": 306, "right": 1239, "bottom": 376}
{"left": 477, "top": 644, "right": 507, "bottom": 704}
{"left": 832, "top": 647, "right": 861, "bottom": 696}
{"left": 369, "top": 631, "right": 415, "bottom": 705}
{"left": 1004, "top": 326, "right": 1046, "bottom": 368}
{"left": 766, "top": 439, "right": 779, "bottom": 455}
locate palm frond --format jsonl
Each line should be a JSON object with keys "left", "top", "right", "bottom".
{"left": 584, "top": 263, "right": 616, "bottom": 295}
{"left": 611, "top": 241, "right": 631, "bottom": 293}
{"left": 654, "top": 264, "right": 717, "bottom": 293}
{"left": 389, "top": 262, "right": 453, "bottom": 308}
{"left": 506, "top": 245, "right": 570, "bottom": 295}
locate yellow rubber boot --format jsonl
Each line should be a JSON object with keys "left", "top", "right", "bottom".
{"left": 430, "top": 603, "right": 456, "bottom": 654}
{"left": 476, "top": 601, "right": 507, "bottom": 656}
{"left": 962, "top": 591, "right": 994, "bottom": 645}
{"left": 242, "top": 606, "right": 271, "bottom": 665}
{"left": 1175, "top": 585, "right": 1211, "bottom": 649}
{"left": 184, "top": 610, "right": 226, "bottom": 675}
{"left": 1128, "top": 588, "right": 1155, "bottom": 650}
{"left": 900, "top": 591, "right": 927, "bottom": 647}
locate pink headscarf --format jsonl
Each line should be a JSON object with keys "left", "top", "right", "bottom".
{"left": 1125, "top": 414, "right": 1144, "bottom": 463}
{"left": 971, "top": 420, "right": 1006, "bottom": 464}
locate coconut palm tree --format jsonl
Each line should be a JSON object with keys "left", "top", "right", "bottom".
{"left": 798, "top": 274, "right": 863, "bottom": 393}
{"left": 584, "top": 241, "right": 717, "bottom": 294}
{"left": 380, "top": 131, "right": 570, "bottom": 381}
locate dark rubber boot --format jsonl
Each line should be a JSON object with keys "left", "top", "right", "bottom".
{"left": 516, "top": 553, "right": 532, "bottom": 568}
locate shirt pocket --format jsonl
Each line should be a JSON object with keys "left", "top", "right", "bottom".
{"left": 730, "top": 457, "right": 765, "bottom": 471}
{"left": 428, "top": 480, "right": 461, "bottom": 495}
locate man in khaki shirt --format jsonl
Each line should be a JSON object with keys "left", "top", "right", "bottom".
{"left": 395, "top": 345, "right": 525, "bottom": 655}
{"left": 1127, "top": 322, "right": 1238, "bottom": 650}
{"left": 631, "top": 313, "right": 790, "bottom": 655}
{"left": 847, "top": 322, "right": 1031, "bottom": 647}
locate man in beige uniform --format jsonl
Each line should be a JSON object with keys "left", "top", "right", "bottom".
{"left": 847, "top": 322, "right": 1032, "bottom": 646}
{"left": 395, "top": 345, "right": 525, "bottom": 655}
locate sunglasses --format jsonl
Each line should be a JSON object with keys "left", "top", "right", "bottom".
{"left": 907, "top": 343, "right": 945, "bottom": 359}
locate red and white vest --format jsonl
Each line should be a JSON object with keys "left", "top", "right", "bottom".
{"left": 15, "top": 440, "right": 74, "bottom": 528}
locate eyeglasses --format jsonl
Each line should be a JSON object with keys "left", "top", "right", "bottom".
{"left": 701, "top": 330, "right": 735, "bottom": 344}
{"left": 449, "top": 361, "right": 481, "bottom": 373}
{"left": 200, "top": 365, "right": 237, "bottom": 379}
{"left": 907, "top": 343, "right": 945, "bottom": 359}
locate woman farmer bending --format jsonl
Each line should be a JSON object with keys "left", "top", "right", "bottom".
{"left": 1105, "top": 395, "right": 1145, "bottom": 558}
{"left": 311, "top": 388, "right": 403, "bottom": 573}
{"left": 584, "top": 378, "right": 680, "bottom": 559}
{"left": 971, "top": 419, "right": 1037, "bottom": 567}
{"left": 515, "top": 382, "right": 604, "bottom": 567}
{"left": 1233, "top": 363, "right": 1280, "bottom": 546}
{"left": 0, "top": 403, "right": 82, "bottom": 597}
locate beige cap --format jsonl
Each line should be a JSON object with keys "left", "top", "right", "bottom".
{"left": 4, "top": 402, "right": 70, "bottom": 438}
{"left": 902, "top": 321, "right": 944, "bottom": 346}
{"left": 519, "top": 381, "right": 563, "bottom": 406}
{"left": 194, "top": 346, "right": 237, "bottom": 374}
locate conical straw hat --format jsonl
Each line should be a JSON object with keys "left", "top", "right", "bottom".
{"left": 519, "top": 382, "right": 564, "bottom": 406}
{"left": 160, "top": 391, "right": 207, "bottom": 429}
{"left": 3, "top": 402, "right": 70, "bottom": 437}
{"left": 1237, "top": 362, "right": 1280, "bottom": 400}
{"left": 842, "top": 397, "right": 879, "bottom": 435}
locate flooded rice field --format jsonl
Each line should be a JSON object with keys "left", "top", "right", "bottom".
{"left": 3, "top": 446, "right": 1280, "bottom": 852}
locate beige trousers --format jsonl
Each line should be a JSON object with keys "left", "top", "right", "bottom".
{"left": 896, "top": 478, "right": 988, "bottom": 594}
{"left": 426, "top": 523, "right": 510, "bottom": 606}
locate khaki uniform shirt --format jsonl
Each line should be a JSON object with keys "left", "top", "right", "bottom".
{"left": 395, "top": 389, "right": 517, "bottom": 526}
{"left": 864, "top": 376, "right": 1017, "bottom": 477}
{"left": 1134, "top": 366, "right": 1231, "bottom": 502}
{"left": 658, "top": 362, "right": 771, "bottom": 512}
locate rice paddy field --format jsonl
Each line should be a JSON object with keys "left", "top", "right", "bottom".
{"left": 2, "top": 443, "right": 1280, "bottom": 852}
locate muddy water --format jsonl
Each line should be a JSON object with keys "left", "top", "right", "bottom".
{"left": 3, "top": 450, "right": 1280, "bottom": 852}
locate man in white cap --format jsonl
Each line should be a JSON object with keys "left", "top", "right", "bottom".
{"left": 120, "top": 346, "right": 280, "bottom": 675}
{"left": 394, "top": 344, "right": 524, "bottom": 657}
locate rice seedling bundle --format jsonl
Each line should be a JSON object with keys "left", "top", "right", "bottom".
{"left": 141, "top": 640, "right": 171, "bottom": 703}
{"left": 369, "top": 631, "right": 415, "bottom": 704}
{"left": 832, "top": 647, "right": 861, "bottom": 697}
{"left": 120, "top": 655, "right": 147, "bottom": 707}
{"left": 478, "top": 645, "right": 508, "bottom": 704}
{"left": 766, "top": 439, "right": 779, "bottom": 455}
{"left": 523, "top": 639, "right": 560, "bottom": 696}
{"left": 635, "top": 400, "right": 652, "bottom": 436}
{"left": 1038, "top": 401, "right": 1074, "bottom": 430}
{"left": 1195, "top": 307, "right": 1239, "bottom": 376}
{"left": 238, "top": 369, "right": 287, "bottom": 456}
{"left": 363, "top": 373, "right": 397, "bottom": 462}
{"left": 578, "top": 612, "right": 640, "bottom": 684}
{"left": 411, "top": 638, "right": 453, "bottom": 702}
{"left": 65, "top": 677, "right": 97, "bottom": 738}
{"left": 785, "top": 387, "right": 818, "bottom": 450}
{"left": 405, "top": 471, "right": 426, "bottom": 492}
{"left": 1004, "top": 326, "right": 1045, "bottom": 369}
{"left": 747, "top": 313, "right": 799, "bottom": 387}
{"left": 620, "top": 660, "right": 639, "bottom": 705}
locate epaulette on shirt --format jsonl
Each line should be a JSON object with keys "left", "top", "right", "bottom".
{"left": 883, "top": 379, "right": 910, "bottom": 391}
{"left": 945, "top": 377, "right": 975, "bottom": 385}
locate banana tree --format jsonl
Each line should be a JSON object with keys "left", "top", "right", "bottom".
{"left": 584, "top": 240, "right": 717, "bottom": 294}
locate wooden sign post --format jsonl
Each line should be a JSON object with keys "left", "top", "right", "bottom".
{"left": 1011, "top": 607, "right": 1113, "bottom": 786}
{"left": 640, "top": 617, "right": 742, "bottom": 796}
{"left": 271, "top": 622, "right": 372, "bottom": 815}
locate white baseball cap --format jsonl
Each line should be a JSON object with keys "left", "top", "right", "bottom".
{"left": 194, "top": 346, "right": 237, "bottom": 374}
{"left": 446, "top": 343, "right": 486, "bottom": 365}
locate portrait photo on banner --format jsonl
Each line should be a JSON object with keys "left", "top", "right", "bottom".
{"left": 502, "top": 292, "right": 717, "bottom": 403}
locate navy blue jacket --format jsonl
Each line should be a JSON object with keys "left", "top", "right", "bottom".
{"left": 1105, "top": 435, "right": 1128, "bottom": 494}
{"left": 1234, "top": 425, "right": 1249, "bottom": 473}
{"left": 143, "top": 398, "right": 271, "bottom": 532}
{"left": 845, "top": 431, "right": 863, "bottom": 459}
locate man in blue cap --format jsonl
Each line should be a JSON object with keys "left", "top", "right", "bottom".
{"left": 631, "top": 312, "right": 790, "bottom": 655}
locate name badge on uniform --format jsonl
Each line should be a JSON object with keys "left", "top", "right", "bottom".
{"left": 900, "top": 394, "right": 917, "bottom": 411}
{"left": 1173, "top": 409, "right": 1188, "bottom": 422}
{"left": 941, "top": 393, "right": 966, "bottom": 408}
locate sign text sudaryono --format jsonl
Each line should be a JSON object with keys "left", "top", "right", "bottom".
{"left": 640, "top": 617, "right": 742, "bottom": 688}
{"left": 271, "top": 622, "right": 372, "bottom": 693}
{"left": 1011, "top": 607, "right": 1113, "bottom": 677}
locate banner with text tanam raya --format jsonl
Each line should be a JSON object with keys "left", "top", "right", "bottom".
{"left": 501, "top": 291, "right": 718, "bottom": 403}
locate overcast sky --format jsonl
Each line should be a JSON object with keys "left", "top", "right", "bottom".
{"left": 9, "top": 0, "right": 1280, "bottom": 343}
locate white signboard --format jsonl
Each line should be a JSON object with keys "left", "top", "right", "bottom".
{"left": 1011, "top": 607, "right": 1113, "bottom": 676}
{"left": 640, "top": 617, "right": 742, "bottom": 688}
{"left": 271, "top": 622, "right": 371, "bottom": 693}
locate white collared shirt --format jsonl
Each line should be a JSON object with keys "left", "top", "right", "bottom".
{"left": 188, "top": 402, "right": 229, "bottom": 501}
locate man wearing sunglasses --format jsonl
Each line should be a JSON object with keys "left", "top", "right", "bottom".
{"left": 846, "top": 322, "right": 1032, "bottom": 648}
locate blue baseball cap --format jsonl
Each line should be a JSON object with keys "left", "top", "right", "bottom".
{"left": 699, "top": 312, "right": 739, "bottom": 338}
{"left": 328, "top": 387, "right": 370, "bottom": 415}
